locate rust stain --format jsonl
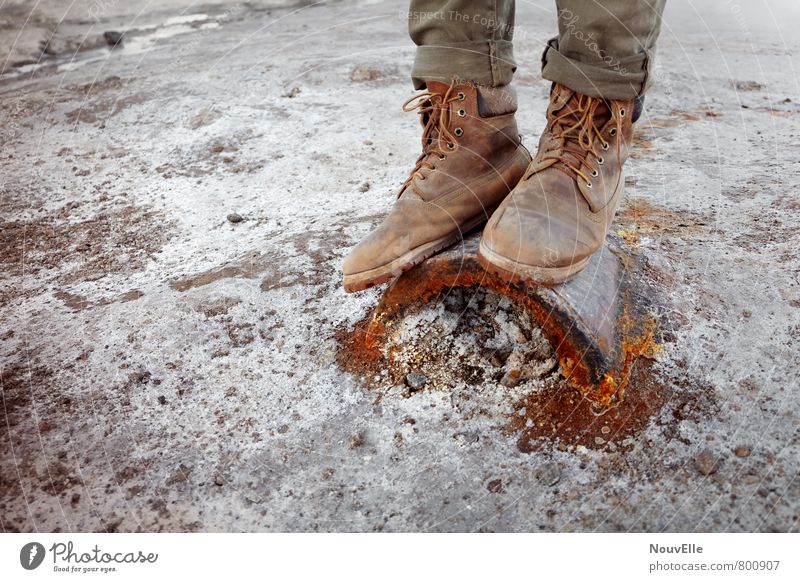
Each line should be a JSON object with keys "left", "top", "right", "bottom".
{"left": 616, "top": 198, "right": 710, "bottom": 247}
{"left": 508, "top": 357, "right": 714, "bottom": 453}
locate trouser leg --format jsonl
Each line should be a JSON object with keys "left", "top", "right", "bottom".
{"left": 408, "top": 0, "right": 516, "bottom": 89}
{"left": 541, "top": 0, "right": 666, "bottom": 99}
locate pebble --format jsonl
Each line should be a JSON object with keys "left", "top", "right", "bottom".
{"left": 103, "top": 31, "right": 125, "bottom": 46}
{"left": 535, "top": 462, "right": 561, "bottom": 486}
{"left": 350, "top": 66, "right": 383, "bottom": 82}
{"left": 734, "top": 446, "right": 751, "bottom": 458}
{"left": 128, "top": 371, "right": 151, "bottom": 384}
{"left": 213, "top": 474, "right": 224, "bottom": 487}
{"left": 500, "top": 369, "right": 521, "bottom": 387}
{"left": 405, "top": 372, "right": 427, "bottom": 391}
{"left": 226, "top": 213, "right": 243, "bottom": 223}
{"left": 601, "top": 426, "right": 611, "bottom": 435}
{"left": 349, "top": 432, "right": 364, "bottom": 449}
{"left": 358, "top": 182, "right": 370, "bottom": 192}
{"left": 694, "top": 449, "right": 719, "bottom": 475}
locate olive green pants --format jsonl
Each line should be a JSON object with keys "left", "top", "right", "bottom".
{"left": 408, "top": 0, "right": 666, "bottom": 99}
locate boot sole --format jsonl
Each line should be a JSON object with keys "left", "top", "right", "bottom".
{"left": 476, "top": 242, "right": 590, "bottom": 286}
{"left": 343, "top": 208, "right": 496, "bottom": 293}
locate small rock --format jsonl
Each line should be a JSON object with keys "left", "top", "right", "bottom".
{"left": 128, "top": 371, "right": 151, "bottom": 384}
{"left": 487, "top": 478, "right": 504, "bottom": 493}
{"left": 489, "top": 346, "right": 513, "bottom": 368}
{"left": 731, "top": 80, "right": 763, "bottom": 91}
{"left": 500, "top": 369, "right": 521, "bottom": 387}
{"left": 226, "top": 213, "right": 243, "bottom": 223}
{"left": 734, "top": 446, "right": 751, "bottom": 458}
{"left": 187, "top": 108, "right": 221, "bottom": 130}
{"left": 694, "top": 449, "right": 719, "bottom": 475}
{"left": 535, "top": 462, "right": 561, "bottom": 486}
{"left": 358, "top": 181, "right": 370, "bottom": 193}
{"left": 348, "top": 432, "right": 364, "bottom": 449}
{"left": 157, "top": 395, "right": 167, "bottom": 405}
{"left": 595, "top": 437, "right": 606, "bottom": 445}
{"left": 283, "top": 86, "right": 301, "bottom": 98}
{"left": 350, "top": 66, "right": 382, "bottom": 82}
{"left": 103, "top": 31, "right": 125, "bottom": 46}
{"left": 601, "top": 425, "right": 611, "bottom": 435}
{"left": 405, "top": 371, "right": 427, "bottom": 391}
{"left": 213, "top": 474, "right": 224, "bottom": 486}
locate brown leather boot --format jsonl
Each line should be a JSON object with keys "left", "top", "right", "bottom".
{"left": 478, "top": 83, "right": 635, "bottom": 285}
{"left": 342, "top": 79, "right": 531, "bottom": 292}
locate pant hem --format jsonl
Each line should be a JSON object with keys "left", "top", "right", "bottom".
{"left": 411, "top": 40, "right": 516, "bottom": 89}
{"left": 540, "top": 37, "right": 653, "bottom": 100}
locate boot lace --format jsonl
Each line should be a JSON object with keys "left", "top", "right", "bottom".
{"left": 541, "top": 89, "right": 621, "bottom": 189}
{"left": 400, "top": 79, "right": 464, "bottom": 191}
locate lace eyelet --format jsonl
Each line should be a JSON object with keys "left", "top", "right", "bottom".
{"left": 457, "top": 91, "right": 466, "bottom": 101}
{"left": 602, "top": 142, "right": 610, "bottom": 151}
{"left": 439, "top": 154, "right": 446, "bottom": 160}
{"left": 454, "top": 127, "right": 463, "bottom": 136}
{"left": 591, "top": 170, "right": 599, "bottom": 177}
{"left": 619, "top": 108, "right": 626, "bottom": 117}
{"left": 447, "top": 142, "right": 455, "bottom": 150}
{"left": 457, "top": 109, "right": 466, "bottom": 117}
{"left": 431, "top": 165, "right": 437, "bottom": 171}
{"left": 585, "top": 181, "right": 593, "bottom": 188}
{"left": 610, "top": 128, "right": 618, "bottom": 136}
{"left": 597, "top": 156, "right": 604, "bottom": 164}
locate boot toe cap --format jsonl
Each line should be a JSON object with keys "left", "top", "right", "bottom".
{"left": 483, "top": 205, "right": 592, "bottom": 269}
{"left": 342, "top": 228, "right": 413, "bottom": 276}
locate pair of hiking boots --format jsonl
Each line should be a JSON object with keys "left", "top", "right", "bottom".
{"left": 342, "top": 79, "right": 638, "bottom": 292}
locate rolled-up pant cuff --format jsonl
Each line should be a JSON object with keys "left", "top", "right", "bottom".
{"left": 411, "top": 40, "right": 516, "bottom": 89}
{"left": 541, "top": 37, "right": 653, "bottom": 100}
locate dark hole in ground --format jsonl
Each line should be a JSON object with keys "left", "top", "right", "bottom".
{"left": 337, "top": 285, "right": 715, "bottom": 453}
